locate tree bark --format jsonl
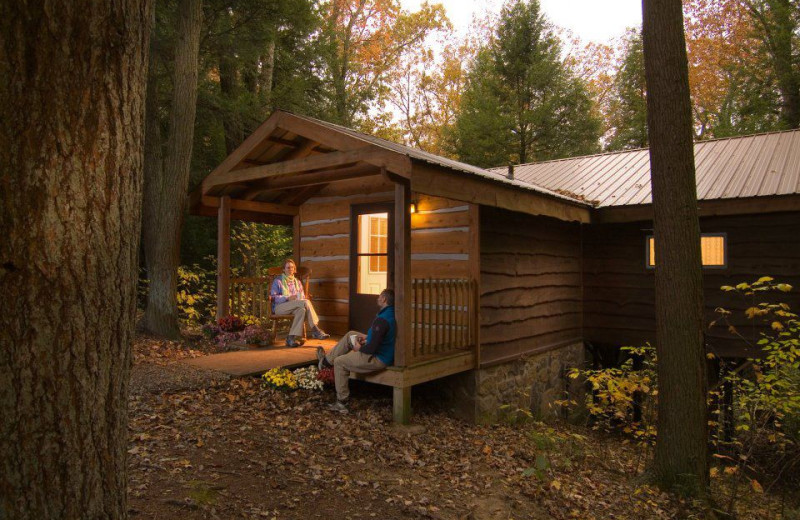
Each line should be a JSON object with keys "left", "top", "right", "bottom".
{"left": 260, "top": 39, "right": 276, "bottom": 104}
{"left": 642, "top": 0, "right": 708, "bottom": 493}
{"left": 0, "top": 1, "right": 151, "bottom": 517}
{"left": 219, "top": 49, "right": 243, "bottom": 155}
{"left": 141, "top": 0, "right": 203, "bottom": 338}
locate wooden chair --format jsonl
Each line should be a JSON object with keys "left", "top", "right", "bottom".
{"left": 265, "top": 266, "right": 312, "bottom": 342}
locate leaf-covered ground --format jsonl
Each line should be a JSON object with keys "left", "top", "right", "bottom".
{"left": 127, "top": 336, "right": 795, "bottom": 519}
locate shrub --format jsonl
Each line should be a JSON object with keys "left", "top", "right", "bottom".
{"left": 292, "top": 367, "right": 324, "bottom": 391}
{"left": 262, "top": 368, "right": 297, "bottom": 390}
{"left": 217, "top": 315, "right": 244, "bottom": 333}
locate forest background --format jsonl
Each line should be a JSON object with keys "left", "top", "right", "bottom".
{"left": 144, "top": 0, "right": 800, "bottom": 328}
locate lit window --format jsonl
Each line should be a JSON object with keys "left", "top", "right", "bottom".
{"left": 356, "top": 212, "right": 388, "bottom": 295}
{"left": 368, "top": 216, "right": 388, "bottom": 273}
{"left": 647, "top": 234, "right": 726, "bottom": 268}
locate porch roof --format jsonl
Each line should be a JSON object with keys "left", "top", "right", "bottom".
{"left": 190, "top": 110, "right": 592, "bottom": 224}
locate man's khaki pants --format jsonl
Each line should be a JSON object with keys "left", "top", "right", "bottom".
{"left": 273, "top": 299, "right": 320, "bottom": 337}
{"left": 326, "top": 330, "right": 386, "bottom": 401}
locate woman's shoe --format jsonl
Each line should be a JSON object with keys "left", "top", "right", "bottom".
{"left": 310, "top": 327, "right": 330, "bottom": 340}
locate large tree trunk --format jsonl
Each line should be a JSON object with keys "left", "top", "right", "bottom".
{"left": 0, "top": 1, "right": 151, "bottom": 518}
{"left": 141, "top": 0, "right": 203, "bottom": 338}
{"left": 642, "top": 0, "right": 708, "bottom": 493}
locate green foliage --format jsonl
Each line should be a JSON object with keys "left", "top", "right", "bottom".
{"left": 567, "top": 344, "right": 658, "bottom": 446}
{"left": 714, "top": 277, "right": 800, "bottom": 450}
{"left": 452, "top": 0, "right": 601, "bottom": 167}
{"left": 176, "top": 264, "right": 217, "bottom": 324}
{"left": 606, "top": 29, "right": 648, "bottom": 151}
{"left": 231, "top": 222, "right": 293, "bottom": 277}
{"left": 564, "top": 277, "right": 799, "bottom": 508}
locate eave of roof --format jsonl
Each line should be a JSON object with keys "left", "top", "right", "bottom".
{"left": 488, "top": 129, "right": 800, "bottom": 208}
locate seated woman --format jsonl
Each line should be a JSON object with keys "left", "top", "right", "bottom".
{"left": 270, "top": 258, "right": 329, "bottom": 347}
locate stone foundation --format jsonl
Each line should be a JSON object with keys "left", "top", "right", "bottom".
{"left": 475, "top": 342, "right": 585, "bottom": 423}
{"left": 429, "top": 342, "right": 585, "bottom": 424}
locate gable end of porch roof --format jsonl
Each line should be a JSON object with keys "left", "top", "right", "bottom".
{"left": 190, "top": 109, "right": 593, "bottom": 224}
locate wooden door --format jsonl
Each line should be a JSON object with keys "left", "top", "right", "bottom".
{"left": 349, "top": 203, "right": 394, "bottom": 331}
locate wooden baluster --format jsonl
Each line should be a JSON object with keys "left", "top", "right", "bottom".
{"left": 258, "top": 280, "right": 263, "bottom": 319}
{"left": 440, "top": 280, "right": 446, "bottom": 353}
{"left": 428, "top": 279, "right": 433, "bottom": 355}
{"left": 425, "top": 278, "right": 431, "bottom": 356}
{"left": 450, "top": 280, "right": 456, "bottom": 350}
{"left": 412, "top": 279, "right": 417, "bottom": 357}
{"left": 462, "top": 280, "right": 468, "bottom": 347}
{"left": 419, "top": 279, "right": 424, "bottom": 357}
{"left": 458, "top": 280, "right": 467, "bottom": 348}
{"left": 442, "top": 279, "right": 453, "bottom": 350}
{"left": 432, "top": 278, "right": 437, "bottom": 354}
{"left": 456, "top": 280, "right": 462, "bottom": 348}
{"left": 422, "top": 278, "right": 427, "bottom": 356}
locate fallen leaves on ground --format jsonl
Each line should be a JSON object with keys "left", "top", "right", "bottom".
{"left": 127, "top": 335, "right": 794, "bottom": 519}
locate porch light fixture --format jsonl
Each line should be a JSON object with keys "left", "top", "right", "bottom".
{"left": 409, "top": 200, "right": 417, "bottom": 214}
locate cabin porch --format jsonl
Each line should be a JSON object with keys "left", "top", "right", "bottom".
{"left": 221, "top": 275, "right": 479, "bottom": 422}
{"left": 189, "top": 111, "right": 489, "bottom": 423}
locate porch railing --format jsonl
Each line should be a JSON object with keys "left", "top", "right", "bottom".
{"left": 411, "top": 278, "right": 477, "bottom": 360}
{"left": 230, "top": 277, "right": 270, "bottom": 320}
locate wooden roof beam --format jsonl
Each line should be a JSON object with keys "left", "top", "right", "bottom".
{"left": 244, "top": 163, "right": 379, "bottom": 199}
{"left": 279, "top": 185, "right": 327, "bottom": 205}
{"left": 202, "top": 146, "right": 396, "bottom": 193}
{"left": 197, "top": 195, "right": 299, "bottom": 216}
{"left": 411, "top": 163, "right": 591, "bottom": 224}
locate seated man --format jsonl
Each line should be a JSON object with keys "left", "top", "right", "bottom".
{"left": 270, "top": 258, "right": 329, "bottom": 347}
{"left": 316, "top": 288, "right": 396, "bottom": 412}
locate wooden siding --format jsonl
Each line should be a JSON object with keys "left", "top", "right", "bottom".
{"left": 582, "top": 212, "right": 800, "bottom": 357}
{"left": 298, "top": 176, "right": 473, "bottom": 335}
{"left": 299, "top": 176, "right": 393, "bottom": 334}
{"left": 479, "top": 207, "right": 583, "bottom": 366}
{"left": 411, "top": 195, "right": 471, "bottom": 279}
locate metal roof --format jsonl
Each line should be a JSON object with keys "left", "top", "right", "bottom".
{"left": 283, "top": 111, "right": 590, "bottom": 206}
{"left": 488, "top": 130, "right": 800, "bottom": 207}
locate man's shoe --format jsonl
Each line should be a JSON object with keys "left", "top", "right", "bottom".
{"left": 316, "top": 346, "right": 331, "bottom": 370}
{"left": 310, "top": 327, "right": 330, "bottom": 340}
{"left": 327, "top": 400, "right": 348, "bottom": 413}
{"left": 286, "top": 335, "right": 301, "bottom": 348}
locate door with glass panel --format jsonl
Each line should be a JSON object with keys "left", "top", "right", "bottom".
{"left": 349, "top": 203, "right": 393, "bottom": 332}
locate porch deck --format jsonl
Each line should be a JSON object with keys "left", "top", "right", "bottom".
{"left": 185, "top": 337, "right": 338, "bottom": 377}
{"left": 184, "top": 336, "right": 476, "bottom": 423}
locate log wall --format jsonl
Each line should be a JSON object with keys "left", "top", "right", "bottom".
{"left": 479, "top": 207, "right": 584, "bottom": 366}
{"left": 298, "top": 175, "right": 472, "bottom": 335}
{"left": 583, "top": 212, "right": 800, "bottom": 357}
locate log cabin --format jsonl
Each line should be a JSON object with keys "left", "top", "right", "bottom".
{"left": 191, "top": 110, "right": 800, "bottom": 424}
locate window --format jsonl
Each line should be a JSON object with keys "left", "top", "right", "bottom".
{"left": 368, "top": 215, "right": 388, "bottom": 273}
{"left": 647, "top": 233, "right": 727, "bottom": 268}
{"left": 356, "top": 212, "right": 389, "bottom": 295}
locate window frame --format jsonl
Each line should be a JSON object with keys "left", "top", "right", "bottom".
{"left": 367, "top": 214, "right": 388, "bottom": 274}
{"left": 645, "top": 232, "right": 728, "bottom": 270}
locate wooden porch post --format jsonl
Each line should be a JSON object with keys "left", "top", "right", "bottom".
{"left": 394, "top": 180, "right": 411, "bottom": 367}
{"left": 216, "top": 195, "right": 231, "bottom": 320}
{"left": 393, "top": 178, "right": 412, "bottom": 424}
{"left": 468, "top": 203, "right": 481, "bottom": 367}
